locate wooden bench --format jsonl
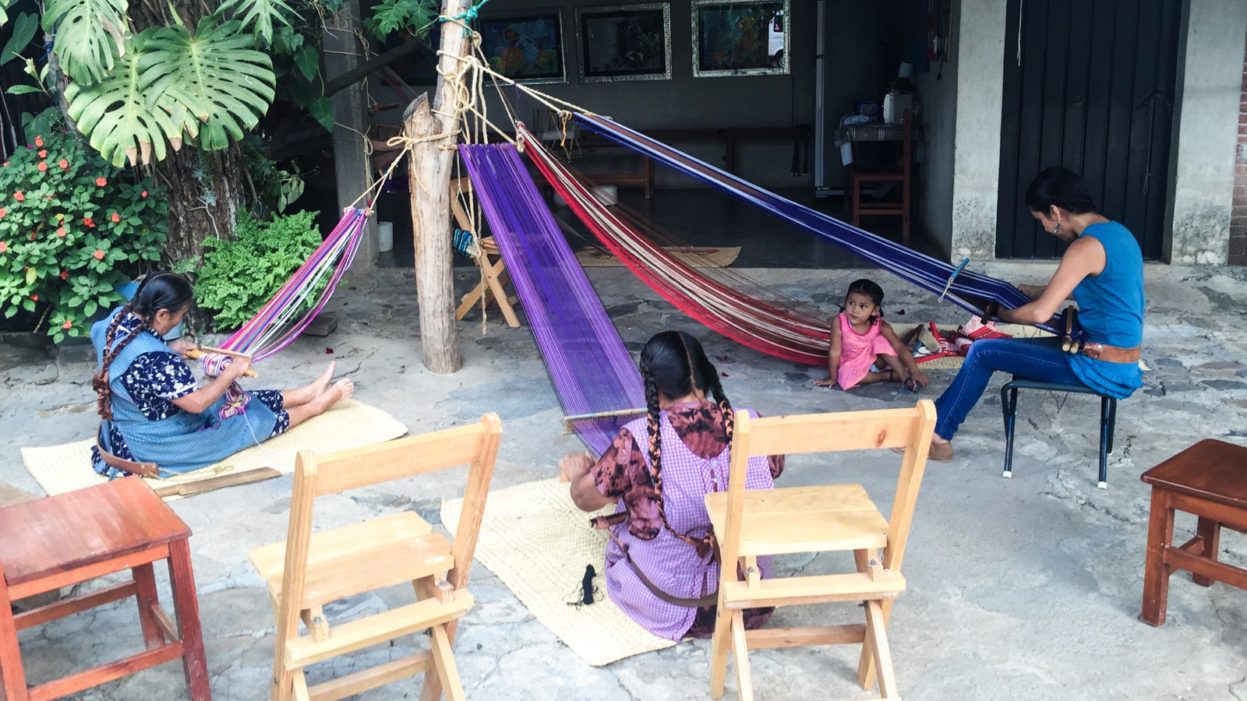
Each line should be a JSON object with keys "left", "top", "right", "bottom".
{"left": 1140, "top": 439, "right": 1247, "bottom": 626}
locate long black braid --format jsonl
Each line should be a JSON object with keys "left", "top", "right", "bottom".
{"left": 639, "top": 331, "right": 734, "bottom": 559}
{"left": 92, "top": 273, "right": 193, "bottom": 420}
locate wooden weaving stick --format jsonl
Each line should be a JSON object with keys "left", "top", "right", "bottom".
{"left": 153, "top": 467, "right": 281, "bottom": 498}
{"left": 183, "top": 346, "right": 258, "bottom": 377}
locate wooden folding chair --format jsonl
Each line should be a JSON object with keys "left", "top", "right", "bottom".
{"left": 450, "top": 178, "right": 520, "bottom": 328}
{"left": 249, "top": 413, "right": 502, "bottom": 701}
{"left": 705, "top": 400, "right": 936, "bottom": 700}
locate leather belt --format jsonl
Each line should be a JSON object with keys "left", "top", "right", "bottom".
{"left": 1079, "top": 343, "right": 1141, "bottom": 364}
{"left": 96, "top": 434, "right": 160, "bottom": 478}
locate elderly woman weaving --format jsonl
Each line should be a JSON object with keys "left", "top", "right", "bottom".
{"left": 90, "top": 272, "right": 353, "bottom": 478}
{"left": 560, "top": 331, "right": 784, "bottom": 640}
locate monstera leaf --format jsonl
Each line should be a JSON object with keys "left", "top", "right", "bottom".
{"left": 64, "top": 22, "right": 276, "bottom": 166}
{"left": 144, "top": 21, "right": 276, "bottom": 152}
{"left": 218, "top": 0, "right": 294, "bottom": 47}
{"left": 42, "top": 0, "right": 128, "bottom": 84}
{"left": 64, "top": 32, "right": 185, "bottom": 166}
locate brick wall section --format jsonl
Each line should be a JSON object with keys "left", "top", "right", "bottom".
{"left": 1232, "top": 33, "right": 1247, "bottom": 265}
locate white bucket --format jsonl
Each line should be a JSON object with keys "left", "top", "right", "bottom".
{"left": 593, "top": 185, "right": 618, "bottom": 206}
{"left": 378, "top": 221, "right": 394, "bottom": 253}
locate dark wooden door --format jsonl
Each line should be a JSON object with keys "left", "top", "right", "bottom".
{"left": 996, "top": 0, "right": 1182, "bottom": 259}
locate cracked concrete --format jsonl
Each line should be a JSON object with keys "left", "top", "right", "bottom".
{"left": 2, "top": 263, "right": 1246, "bottom": 699}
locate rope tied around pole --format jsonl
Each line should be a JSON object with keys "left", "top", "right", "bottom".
{"left": 439, "top": 0, "right": 491, "bottom": 36}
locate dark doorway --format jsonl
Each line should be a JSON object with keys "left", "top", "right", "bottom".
{"left": 996, "top": 0, "right": 1182, "bottom": 259}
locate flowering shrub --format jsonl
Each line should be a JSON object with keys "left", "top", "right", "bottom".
{"left": 0, "top": 116, "right": 167, "bottom": 343}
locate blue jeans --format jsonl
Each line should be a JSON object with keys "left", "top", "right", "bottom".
{"left": 934, "top": 338, "right": 1083, "bottom": 439}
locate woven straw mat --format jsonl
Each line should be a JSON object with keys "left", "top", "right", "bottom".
{"left": 441, "top": 478, "right": 676, "bottom": 666}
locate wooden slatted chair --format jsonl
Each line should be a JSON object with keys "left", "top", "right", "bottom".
{"left": 249, "top": 413, "right": 502, "bottom": 701}
{"left": 705, "top": 400, "right": 936, "bottom": 701}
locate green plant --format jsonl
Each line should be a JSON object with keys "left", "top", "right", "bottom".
{"left": 194, "top": 209, "right": 322, "bottom": 331}
{"left": 241, "top": 135, "right": 306, "bottom": 215}
{"left": 0, "top": 111, "right": 167, "bottom": 342}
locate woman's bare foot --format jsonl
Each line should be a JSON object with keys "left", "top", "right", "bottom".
{"left": 282, "top": 363, "right": 337, "bottom": 408}
{"left": 309, "top": 362, "right": 336, "bottom": 397}
{"left": 312, "top": 378, "right": 354, "bottom": 413}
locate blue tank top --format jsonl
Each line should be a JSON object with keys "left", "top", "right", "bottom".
{"left": 1067, "top": 221, "right": 1144, "bottom": 398}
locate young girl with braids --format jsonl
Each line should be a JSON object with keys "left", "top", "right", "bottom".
{"left": 90, "top": 272, "right": 353, "bottom": 478}
{"left": 559, "top": 331, "right": 784, "bottom": 640}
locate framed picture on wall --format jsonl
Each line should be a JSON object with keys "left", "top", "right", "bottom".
{"left": 478, "top": 10, "right": 566, "bottom": 84}
{"left": 576, "top": 3, "right": 672, "bottom": 83}
{"left": 692, "top": 0, "right": 789, "bottom": 78}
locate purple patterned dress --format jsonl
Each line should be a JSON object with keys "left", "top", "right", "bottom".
{"left": 590, "top": 401, "right": 784, "bottom": 640}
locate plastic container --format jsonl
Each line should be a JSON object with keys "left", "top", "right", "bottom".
{"left": 378, "top": 221, "right": 394, "bottom": 253}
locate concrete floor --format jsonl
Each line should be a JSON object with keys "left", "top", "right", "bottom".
{"left": 1, "top": 262, "right": 1245, "bottom": 700}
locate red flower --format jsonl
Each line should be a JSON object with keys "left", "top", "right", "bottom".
{"left": 0, "top": 242, "right": 7, "bottom": 253}
{"left": 93, "top": 249, "right": 105, "bottom": 260}
{"left": 37, "top": 162, "right": 47, "bottom": 172}
{"left": 62, "top": 320, "right": 72, "bottom": 330}
{"left": 13, "top": 192, "right": 24, "bottom": 202}
{"left": 60, "top": 270, "right": 69, "bottom": 280}
{"left": 30, "top": 293, "right": 38, "bottom": 302}
{"left": 37, "top": 150, "right": 46, "bottom": 159}
{"left": 141, "top": 190, "right": 148, "bottom": 199}
{"left": 56, "top": 226, "right": 66, "bottom": 238}
{"left": 83, "top": 217, "right": 95, "bottom": 228}
{"left": 0, "top": 208, "right": 6, "bottom": 218}
{"left": 34, "top": 136, "right": 43, "bottom": 147}
{"left": 58, "top": 159, "right": 68, "bottom": 170}
{"left": 110, "top": 212, "right": 120, "bottom": 223}
{"left": 28, "top": 232, "right": 36, "bottom": 240}
{"left": 95, "top": 177, "right": 107, "bottom": 187}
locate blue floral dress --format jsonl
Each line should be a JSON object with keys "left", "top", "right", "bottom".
{"left": 90, "top": 309, "right": 290, "bottom": 478}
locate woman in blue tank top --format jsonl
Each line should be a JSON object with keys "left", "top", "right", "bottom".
{"left": 927, "top": 167, "right": 1144, "bottom": 462}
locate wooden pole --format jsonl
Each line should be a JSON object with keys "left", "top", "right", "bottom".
{"left": 404, "top": 1, "right": 470, "bottom": 374}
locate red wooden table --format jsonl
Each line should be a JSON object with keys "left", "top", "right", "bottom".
{"left": 1140, "top": 439, "right": 1247, "bottom": 626}
{"left": 0, "top": 477, "right": 209, "bottom": 699}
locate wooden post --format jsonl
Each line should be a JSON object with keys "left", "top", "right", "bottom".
{"left": 404, "top": 0, "right": 470, "bottom": 374}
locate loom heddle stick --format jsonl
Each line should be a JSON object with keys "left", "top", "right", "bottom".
{"left": 562, "top": 407, "right": 647, "bottom": 425}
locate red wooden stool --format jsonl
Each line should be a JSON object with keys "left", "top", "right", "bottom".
{"left": 0, "top": 477, "right": 210, "bottom": 699}
{"left": 1140, "top": 439, "right": 1247, "bottom": 626}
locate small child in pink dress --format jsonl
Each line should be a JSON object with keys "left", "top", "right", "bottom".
{"left": 815, "top": 279, "right": 928, "bottom": 391}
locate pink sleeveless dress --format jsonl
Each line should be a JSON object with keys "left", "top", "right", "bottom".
{"left": 836, "top": 312, "right": 896, "bottom": 390}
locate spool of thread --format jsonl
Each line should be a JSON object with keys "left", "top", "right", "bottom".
{"left": 581, "top": 565, "right": 596, "bottom": 605}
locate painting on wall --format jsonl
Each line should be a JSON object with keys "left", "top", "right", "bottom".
{"left": 577, "top": 3, "right": 672, "bottom": 83}
{"left": 479, "top": 10, "right": 566, "bottom": 84}
{"left": 692, "top": 0, "right": 789, "bottom": 78}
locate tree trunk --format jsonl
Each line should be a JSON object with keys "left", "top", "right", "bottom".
{"left": 152, "top": 146, "right": 245, "bottom": 268}
{"left": 405, "top": 95, "right": 461, "bottom": 374}
{"left": 404, "top": 0, "right": 471, "bottom": 375}
{"left": 125, "top": 0, "right": 247, "bottom": 270}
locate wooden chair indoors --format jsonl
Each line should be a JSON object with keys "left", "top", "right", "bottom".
{"left": 851, "top": 110, "right": 914, "bottom": 247}
{"left": 705, "top": 401, "right": 936, "bottom": 701}
{"left": 249, "top": 413, "right": 502, "bottom": 701}
{"left": 450, "top": 177, "right": 521, "bottom": 328}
